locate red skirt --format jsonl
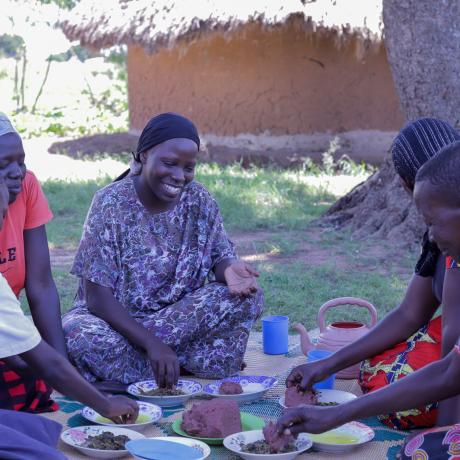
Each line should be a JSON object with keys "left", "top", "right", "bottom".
{"left": 0, "top": 360, "right": 58, "bottom": 413}
{"left": 359, "top": 316, "right": 442, "bottom": 430}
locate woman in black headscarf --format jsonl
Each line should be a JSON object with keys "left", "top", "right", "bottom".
{"left": 63, "top": 113, "right": 264, "bottom": 388}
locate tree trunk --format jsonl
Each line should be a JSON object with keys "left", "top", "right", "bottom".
{"left": 320, "top": 0, "right": 460, "bottom": 246}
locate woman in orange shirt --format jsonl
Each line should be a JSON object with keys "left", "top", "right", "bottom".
{"left": 0, "top": 113, "right": 66, "bottom": 412}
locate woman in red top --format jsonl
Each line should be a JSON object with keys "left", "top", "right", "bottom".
{"left": 0, "top": 113, "right": 66, "bottom": 412}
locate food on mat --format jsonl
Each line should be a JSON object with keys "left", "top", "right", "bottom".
{"left": 310, "top": 432, "right": 359, "bottom": 444}
{"left": 83, "top": 432, "right": 130, "bottom": 450}
{"left": 263, "top": 421, "right": 296, "bottom": 453}
{"left": 241, "top": 422, "right": 296, "bottom": 454}
{"left": 96, "top": 414, "right": 150, "bottom": 424}
{"left": 284, "top": 386, "right": 318, "bottom": 407}
{"left": 218, "top": 381, "right": 244, "bottom": 395}
{"left": 140, "top": 387, "right": 185, "bottom": 396}
{"left": 182, "top": 399, "right": 242, "bottom": 437}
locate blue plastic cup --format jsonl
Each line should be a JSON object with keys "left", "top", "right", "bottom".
{"left": 307, "top": 349, "right": 336, "bottom": 390}
{"left": 262, "top": 315, "right": 289, "bottom": 355}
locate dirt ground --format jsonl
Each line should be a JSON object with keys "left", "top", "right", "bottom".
{"left": 48, "top": 129, "right": 397, "bottom": 167}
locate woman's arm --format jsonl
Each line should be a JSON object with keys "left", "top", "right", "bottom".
{"left": 288, "top": 274, "right": 440, "bottom": 390}
{"left": 20, "top": 340, "right": 138, "bottom": 422}
{"left": 24, "top": 225, "right": 67, "bottom": 357}
{"left": 437, "top": 267, "right": 460, "bottom": 425}
{"left": 277, "top": 341, "right": 460, "bottom": 435}
{"left": 85, "top": 280, "right": 179, "bottom": 388}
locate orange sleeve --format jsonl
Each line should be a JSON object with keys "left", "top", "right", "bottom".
{"left": 23, "top": 171, "right": 53, "bottom": 230}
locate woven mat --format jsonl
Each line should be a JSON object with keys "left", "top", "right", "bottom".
{"left": 41, "top": 332, "right": 408, "bottom": 459}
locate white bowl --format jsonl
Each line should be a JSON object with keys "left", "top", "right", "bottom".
{"left": 60, "top": 425, "right": 145, "bottom": 458}
{"left": 223, "top": 429, "right": 312, "bottom": 460}
{"left": 128, "top": 436, "right": 211, "bottom": 460}
{"left": 127, "top": 379, "right": 202, "bottom": 407}
{"left": 278, "top": 389, "right": 357, "bottom": 409}
{"left": 81, "top": 401, "right": 162, "bottom": 432}
{"left": 309, "top": 421, "right": 375, "bottom": 453}
{"left": 203, "top": 376, "right": 278, "bottom": 404}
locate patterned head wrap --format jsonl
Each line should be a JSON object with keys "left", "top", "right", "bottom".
{"left": 0, "top": 113, "right": 18, "bottom": 137}
{"left": 391, "top": 118, "right": 460, "bottom": 190}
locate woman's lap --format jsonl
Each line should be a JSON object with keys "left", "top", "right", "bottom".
{"left": 63, "top": 283, "right": 264, "bottom": 383}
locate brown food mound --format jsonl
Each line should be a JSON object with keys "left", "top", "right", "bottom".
{"left": 219, "top": 381, "right": 243, "bottom": 395}
{"left": 182, "top": 399, "right": 242, "bottom": 438}
{"left": 261, "top": 421, "right": 296, "bottom": 453}
{"left": 284, "top": 386, "right": 318, "bottom": 407}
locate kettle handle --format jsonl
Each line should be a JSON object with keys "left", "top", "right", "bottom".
{"left": 317, "top": 297, "right": 378, "bottom": 333}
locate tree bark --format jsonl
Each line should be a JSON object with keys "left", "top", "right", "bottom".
{"left": 320, "top": 0, "right": 460, "bottom": 246}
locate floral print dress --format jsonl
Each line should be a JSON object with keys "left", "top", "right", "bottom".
{"left": 62, "top": 178, "right": 264, "bottom": 384}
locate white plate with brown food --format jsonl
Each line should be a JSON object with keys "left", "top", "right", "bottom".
{"left": 60, "top": 425, "right": 145, "bottom": 458}
{"left": 127, "top": 379, "right": 202, "bottom": 407}
{"left": 203, "top": 376, "right": 278, "bottom": 403}
{"left": 223, "top": 428, "right": 312, "bottom": 460}
{"left": 278, "top": 388, "right": 357, "bottom": 409}
{"left": 309, "top": 421, "right": 375, "bottom": 453}
{"left": 81, "top": 401, "right": 162, "bottom": 432}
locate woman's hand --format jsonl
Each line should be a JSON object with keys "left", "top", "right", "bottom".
{"left": 224, "top": 261, "right": 259, "bottom": 296}
{"left": 99, "top": 395, "right": 139, "bottom": 425}
{"left": 146, "top": 339, "right": 180, "bottom": 388}
{"left": 286, "top": 361, "right": 333, "bottom": 392}
{"left": 276, "top": 405, "right": 340, "bottom": 436}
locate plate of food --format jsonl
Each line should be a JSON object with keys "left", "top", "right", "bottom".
{"left": 223, "top": 427, "right": 312, "bottom": 460}
{"left": 203, "top": 376, "right": 277, "bottom": 403}
{"left": 309, "top": 421, "right": 375, "bottom": 453}
{"left": 278, "top": 388, "right": 357, "bottom": 409}
{"left": 60, "top": 425, "right": 145, "bottom": 459}
{"left": 172, "top": 399, "right": 265, "bottom": 445}
{"left": 81, "top": 401, "right": 162, "bottom": 432}
{"left": 127, "top": 379, "right": 202, "bottom": 407}
{"left": 126, "top": 436, "right": 211, "bottom": 460}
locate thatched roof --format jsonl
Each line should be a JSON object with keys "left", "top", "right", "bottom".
{"left": 61, "top": 0, "right": 382, "bottom": 54}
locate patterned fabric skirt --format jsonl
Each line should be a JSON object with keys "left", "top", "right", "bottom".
{"left": 359, "top": 316, "right": 442, "bottom": 430}
{"left": 398, "top": 424, "right": 460, "bottom": 459}
{"left": 63, "top": 283, "right": 264, "bottom": 384}
{"left": 0, "top": 361, "right": 58, "bottom": 413}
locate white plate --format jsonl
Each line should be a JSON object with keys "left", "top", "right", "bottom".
{"left": 203, "top": 376, "right": 278, "bottom": 404}
{"left": 309, "top": 421, "right": 375, "bottom": 453}
{"left": 223, "top": 429, "right": 312, "bottom": 460}
{"left": 278, "top": 389, "right": 357, "bottom": 409}
{"left": 61, "top": 425, "right": 145, "bottom": 459}
{"left": 81, "top": 401, "right": 162, "bottom": 432}
{"left": 127, "top": 379, "right": 202, "bottom": 407}
{"left": 127, "top": 436, "right": 211, "bottom": 460}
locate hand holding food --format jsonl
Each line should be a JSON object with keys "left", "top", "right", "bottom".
{"left": 286, "top": 361, "right": 332, "bottom": 392}
{"left": 276, "top": 405, "right": 340, "bottom": 436}
{"left": 146, "top": 338, "right": 180, "bottom": 388}
{"left": 224, "top": 261, "right": 259, "bottom": 296}
{"left": 100, "top": 395, "right": 139, "bottom": 425}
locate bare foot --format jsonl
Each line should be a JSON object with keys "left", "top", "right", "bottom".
{"left": 93, "top": 381, "right": 128, "bottom": 394}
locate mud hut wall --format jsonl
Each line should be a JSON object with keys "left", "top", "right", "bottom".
{"left": 127, "top": 23, "right": 404, "bottom": 135}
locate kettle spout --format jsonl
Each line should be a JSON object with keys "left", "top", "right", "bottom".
{"left": 293, "top": 323, "right": 314, "bottom": 356}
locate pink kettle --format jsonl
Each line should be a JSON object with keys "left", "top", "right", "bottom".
{"left": 293, "top": 297, "right": 378, "bottom": 379}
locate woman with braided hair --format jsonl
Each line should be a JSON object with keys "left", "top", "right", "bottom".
{"left": 286, "top": 118, "right": 460, "bottom": 429}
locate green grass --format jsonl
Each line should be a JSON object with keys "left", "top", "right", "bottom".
{"left": 257, "top": 261, "right": 412, "bottom": 331}
{"left": 29, "top": 161, "right": 417, "bottom": 328}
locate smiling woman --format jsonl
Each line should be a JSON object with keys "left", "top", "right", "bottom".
{"left": 62, "top": 113, "right": 264, "bottom": 389}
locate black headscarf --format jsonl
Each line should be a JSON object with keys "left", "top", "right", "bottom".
{"left": 391, "top": 118, "right": 460, "bottom": 277}
{"left": 115, "top": 112, "right": 200, "bottom": 181}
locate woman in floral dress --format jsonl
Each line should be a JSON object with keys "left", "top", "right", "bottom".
{"left": 63, "top": 113, "right": 264, "bottom": 388}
